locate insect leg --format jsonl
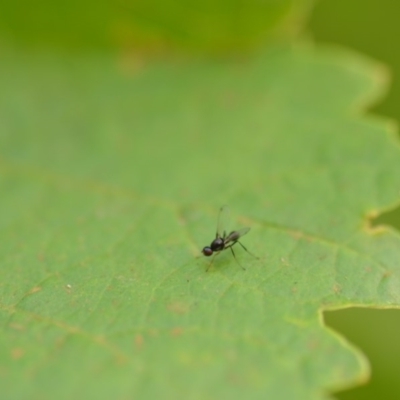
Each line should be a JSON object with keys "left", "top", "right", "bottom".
{"left": 236, "top": 240, "right": 259, "bottom": 259}
{"left": 229, "top": 245, "right": 245, "bottom": 270}
{"left": 206, "top": 252, "right": 220, "bottom": 272}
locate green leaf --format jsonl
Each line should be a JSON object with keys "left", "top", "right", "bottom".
{"left": 1, "top": 42, "right": 400, "bottom": 399}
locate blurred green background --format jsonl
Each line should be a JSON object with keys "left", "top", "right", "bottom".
{"left": 310, "top": 1, "right": 400, "bottom": 399}
{"left": 1, "top": 0, "right": 400, "bottom": 398}
{"left": 0, "top": 0, "right": 312, "bottom": 53}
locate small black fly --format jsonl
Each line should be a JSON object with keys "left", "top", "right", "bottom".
{"left": 202, "top": 206, "right": 258, "bottom": 271}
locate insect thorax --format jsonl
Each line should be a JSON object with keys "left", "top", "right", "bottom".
{"left": 211, "top": 237, "right": 224, "bottom": 251}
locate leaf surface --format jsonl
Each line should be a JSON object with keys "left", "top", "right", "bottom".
{"left": 1, "top": 43, "right": 400, "bottom": 399}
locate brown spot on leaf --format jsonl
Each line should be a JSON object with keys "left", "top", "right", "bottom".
{"left": 307, "top": 340, "right": 319, "bottom": 350}
{"left": 290, "top": 231, "right": 303, "bottom": 240}
{"left": 29, "top": 287, "right": 42, "bottom": 294}
{"left": 167, "top": 302, "right": 189, "bottom": 314}
{"left": 135, "top": 334, "right": 144, "bottom": 349}
{"left": 333, "top": 284, "right": 341, "bottom": 294}
{"left": 383, "top": 270, "right": 392, "bottom": 278}
{"left": 11, "top": 348, "right": 25, "bottom": 360}
{"left": 9, "top": 323, "right": 25, "bottom": 331}
{"left": 171, "top": 327, "right": 183, "bottom": 337}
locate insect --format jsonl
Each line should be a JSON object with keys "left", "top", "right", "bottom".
{"left": 202, "top": 206, "right": 258, "bottom": 271}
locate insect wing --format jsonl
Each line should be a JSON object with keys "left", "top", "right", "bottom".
{"left": 224, "top": 227, "right": 250, "bottom": 244}
{"left": 216, "top": 205, "right": 230, "bottom": 239}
